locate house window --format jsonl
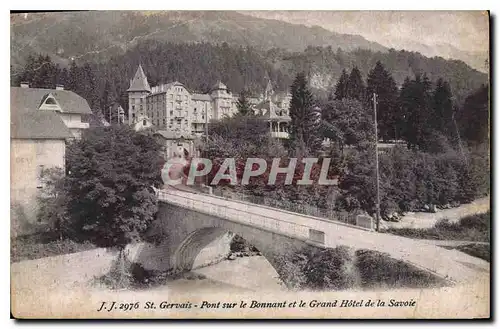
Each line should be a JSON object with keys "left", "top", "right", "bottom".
{"left": 163, "top": 119, "right": 166, "bottom": 125}
{"left": 170, "top": 110, "right": 173, "bottom": 116}
{"left": 143, "top": 119, "right": 147, "bottom": 126}
{"left": 157, "top": 119, "right": 160, "bottom": 126}
{"left": 45, "top": 97, "right": 57, "bottom": 105}
{"left": 132, "top": 105, "right": 135, "bottom": 110}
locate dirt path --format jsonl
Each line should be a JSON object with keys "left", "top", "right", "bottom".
{"left": 381, "top": 197, "right": 490, "bottom": 230}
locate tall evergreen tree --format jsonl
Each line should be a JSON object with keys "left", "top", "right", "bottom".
{"left": 67, "top": 61, "right": 79, "bottom": 92}
{"left": 432, "top": 78, "right": 454, "bottom": 136}
{"left": 366, "top": 61, "right": 400, "bottom": 141}
{"left": 236, "top": 90, "right": 252, "bottom": 116}
{"left": 288, "top": 73, "right": 322, "bottom": 156}
{"left": 333, "top": 69, "right": 349, "bottom": 100}
{"left": 400, "top": 74, "right": 434, "bottom": 150}
{"left": 17, "top": 54, "right": 58, "bottom": 88}
{"left": 346, "top": 67, "right": 365, "bottom": 101}
{"left": 458, "top": 84, "right": 489, "bottom": 144}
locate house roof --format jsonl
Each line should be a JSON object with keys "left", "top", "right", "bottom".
{"left": 151, "top": 81, "right": 185, "bottom": 94}
{"left": 254, "top": 100, "right": 291, "bottom": 121}
{"left": 11, "top": 108, "right": 73, "bottom": 140}
{"left": 11, "top": 87, "right": 92, "bottom": 114}
{"left": 211, "top": 81, "right": 227, "bottom": 91}
{"left": 127, "top": 64, "right": 151, "bottom": 92}
{"left": 11, "top": 86, "right": 93, "bottom": 140}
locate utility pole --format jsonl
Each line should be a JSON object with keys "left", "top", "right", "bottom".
{"left": 204, "top": 108, "right": 209, "bottom": 187}
{"left": 373, "top": 93, "right": 381, "bottom": 232}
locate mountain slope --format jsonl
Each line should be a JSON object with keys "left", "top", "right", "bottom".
{"left": 11, "top": 11, "right": 388, "bottom": 67}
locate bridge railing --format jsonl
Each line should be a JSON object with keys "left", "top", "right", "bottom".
{"left": 157, "top": 189, "right": 318, "bottom": 241}
{"left": 211, "top": 188, "right": 359, "bottom": 226}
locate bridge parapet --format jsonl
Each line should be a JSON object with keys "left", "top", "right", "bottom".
{"left": 153, "top": 188, "right": 489, "bottom": 285}
{"left": 157, "top": 188, "right": 371, "bottom": 246}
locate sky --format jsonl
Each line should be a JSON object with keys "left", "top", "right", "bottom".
{"left": 244, "top": 11, "right": 489, "bottom": 54}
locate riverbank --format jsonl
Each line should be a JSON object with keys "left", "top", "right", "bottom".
{"left": 381, "top": 197, "right": 490, "bottom": 230}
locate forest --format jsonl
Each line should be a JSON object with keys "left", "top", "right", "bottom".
{"left": 12, "top": 39, "right": 487, "bottom": 118}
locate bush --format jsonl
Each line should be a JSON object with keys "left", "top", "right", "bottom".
{"left": 355, "top": 249, "right": 449, "bottom": 289}
{"left": 274, "top": 245, "right": 450, "bottom": 291}
{"left": 454, "top": 244, "right": 490, "bottom": 262}
{"left": 385, "top": 211, "right": 490, "bottom": 243}
{"left": 11, "top": 234, "right": 96, "bottom": 263}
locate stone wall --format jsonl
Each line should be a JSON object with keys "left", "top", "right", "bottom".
{"left": 10, "top": 139, "right": 66, "bottom": 236}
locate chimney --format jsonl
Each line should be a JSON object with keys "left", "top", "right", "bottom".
{"left": 20, "top": 82, "right": 29, "bottom": 88}
{"left": 56, "top": 84, "right": 64, "bottom": 90}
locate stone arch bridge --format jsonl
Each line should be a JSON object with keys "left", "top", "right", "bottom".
{"left": 131, "top": 188, "right": 489, "bottom": 288}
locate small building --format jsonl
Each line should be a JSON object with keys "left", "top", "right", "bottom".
{"left": 10, "top": 84, "right": 92, "bottom": 236}
{"left": 254, "top": 99, "right": 291, "bottom": 139}
{"left": 153, "top": 130, "right": 195, "bottom": 159}
{"left": 133, "top": 115, "right": 153, "bottom": 131}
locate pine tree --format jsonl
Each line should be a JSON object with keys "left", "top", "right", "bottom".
{"left": 288, "top": 73, "right": 322, "bottom": 156}
{"left": 236, "top": 90, "right": 252, "bottom": 116}
{"left": 67, "top": 61, "right": 79, "bottom": 92}
{"left": 346, "top": 67, "right": 365, "bottom": 101}
{"left": 366, "top": 61, "right": 400, "bottom": 141}
{"left": 458, "top": 84, "right": 489, "bottom": 144}
{"left": 400, "top": 74, "right": 434, "bottom": 150}
{"left": 432, "top": 78, "right": 454, "bottom": 136}
{"left": 333, "top": 69, "right": 349, "bottom": 100}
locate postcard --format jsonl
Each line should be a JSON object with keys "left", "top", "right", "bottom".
{"left": 10, "top": 10, "right": 490, "bottom": 319}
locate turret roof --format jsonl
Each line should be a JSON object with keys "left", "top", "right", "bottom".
{"left": 211, "top": 81, "right": 227, "bottom": 91}
{"left": 127, "top": 64, "right": 151, "bottom": 92}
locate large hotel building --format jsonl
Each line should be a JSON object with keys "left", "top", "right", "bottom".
{"left": 127, "top": 65, "right": 292, "bottom": 140}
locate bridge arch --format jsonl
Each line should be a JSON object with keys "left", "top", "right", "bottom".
{"left": 132, "top": 202, "right": 312, "bottom": 288}
{"left": 171, "top": 225, "right": 285, "bottom": 278}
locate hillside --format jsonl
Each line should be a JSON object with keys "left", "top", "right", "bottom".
{"left": 275, "top": 46, "right": 488, "bottom": 104}
{"left": 11, "top": 11, "right": 388, "bottom": 67}
{"left": 11, "top": 39, "right": 488, "bottom": 115}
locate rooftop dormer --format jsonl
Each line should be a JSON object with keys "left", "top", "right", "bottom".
{"left": 38, "top": 93, "right": 62, "bottom": 112}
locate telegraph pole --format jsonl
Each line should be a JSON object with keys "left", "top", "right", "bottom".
{"left": 204, "top": 108, "right": 209, "bottom": 187}
{"left": 373, "top": 93, "right": 381, "bottom": 232}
